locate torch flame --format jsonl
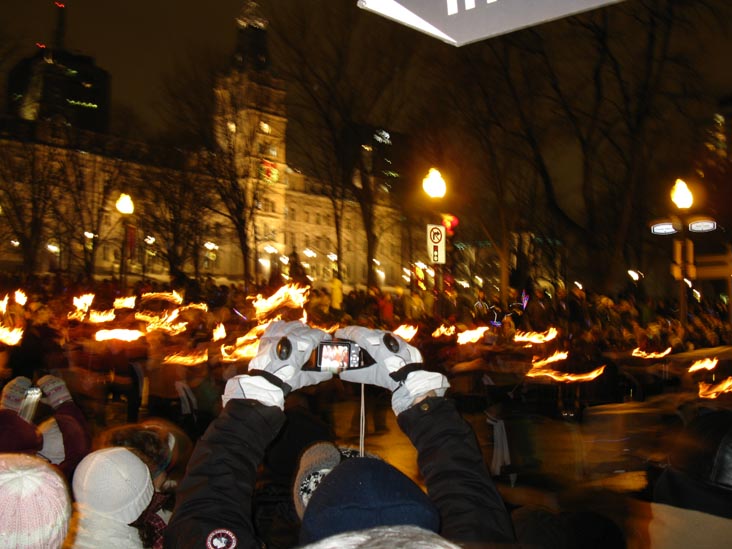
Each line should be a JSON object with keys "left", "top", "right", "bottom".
{"left": 94, "top": 329, "right": 145, "bottom": 342}
{"left": 14, "top": 290, "right": 27, "bottom": 306}
{"left": 212, "top": 323, "right": 227, "bottom": 342}
{"left": 252, "top": 284, "right": 309, "bottom": 319}
{"left": 432, "top": 324, "right": 456, "bottom": 338}
{"left": 0, "top": 325, "right": 24, "bottom": 346}
{"left": 514, "top": 327, "right": 558, "bottom": 344}
{"left": 631, "top": 347, "right": 672, "bottom": 359}
{"left": 220, "top": 321, "right": 271, "bottom": 362}
{"left": 0, "top": 294, "right": 7, "bottom": 314}
{"left": 73, "top": 293, "right": 95, "bottom": 312}
{"left": 393, "top": 324, "right": 418, "bottom": 342}
{"left": 163, "top": 349, "right": 209, "bottom": 366}
{"left": 114, "top": 296, "right": 136, "bottom": 309}
{"left": 688, "top": 358, "right": 718, "bottom": 373}
{"left": 181, "top": 302, "right": 209, "bottom": 313}
{"left": 698, "top": 377, "right": 732, "bottom": 399}
{"left": 137, "top": 309, "right": 188, "bottom": 335}
{"left": 88, "top": 309, "right": 116, "bottom": 323}
{"left": 527, "top": 364, "right": 606, "bottom": 383}
{"left": 141, "top": 291, "right": 183, "bottom": 305}
{"left": 531, "top": 351, "right": 569, "bottom": 368}
{"left": 457, "top": 326, "right": 490, "bottom": 345}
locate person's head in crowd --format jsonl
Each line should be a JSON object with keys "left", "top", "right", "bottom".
{"left": 69, "top": 447, "right": 154, "bottom": 548}
{"left": 95, "top": 420, "right": 187, "bottom": 490}
{"left": 0, "top": 452, "right": 72, "bottom": 549}
{"left": 293, "top": 442, "right": 440, "bottom": 545}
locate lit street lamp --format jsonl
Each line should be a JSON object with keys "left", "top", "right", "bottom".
{"left": 116, "top": 193, "right": 134, "bottom": 291}
{"left": 649, "top": 179, "right": 716, "bottom": 325}
{"left": 422, "top": 168, "right": 446, "bottom": 199}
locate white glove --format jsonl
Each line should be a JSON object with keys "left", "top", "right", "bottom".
{"left": 336, "top": 326, "right": 449, "bottom": 415}
{"left": 222, "top": 321, "right": 331, "bottom": 410}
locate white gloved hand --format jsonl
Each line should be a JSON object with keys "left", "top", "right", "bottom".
{"left": 222, "top": 321, "right": 331, "bottom": 410}
{"left": 335, "top": 326, "right": 449, "bottom": 415}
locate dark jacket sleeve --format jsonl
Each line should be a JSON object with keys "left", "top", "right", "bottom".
{"left": 53, "top": 401, "right": 92, "bottom": 480}
{"left": 397, "top": 397, "right": 515, "bottom": 544}
{"left": 164, "top": 399, "right": 285, "bottom": 549}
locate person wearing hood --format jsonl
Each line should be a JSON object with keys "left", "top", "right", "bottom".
{"left": 164, "top": 320, "right": 515, "bottom": 548}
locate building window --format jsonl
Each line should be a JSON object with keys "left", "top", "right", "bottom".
{"left": 259, "top": 121, "right": 271, "bottom": 134}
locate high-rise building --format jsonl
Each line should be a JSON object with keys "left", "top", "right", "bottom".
{"left": 6, "top": 2, "right": 110, "bottom": 133}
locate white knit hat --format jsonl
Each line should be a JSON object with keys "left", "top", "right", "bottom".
{"left": 72, "top": 447, "right": 154, "bottom": 524}
{"left": 0, "top": 453, "right": 72, "bottom": 549}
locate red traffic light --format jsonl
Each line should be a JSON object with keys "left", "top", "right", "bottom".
{"left": 441, "top": 214, "right": 459, "bottom": 236}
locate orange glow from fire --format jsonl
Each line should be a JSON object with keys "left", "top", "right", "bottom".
{"left": 698, "top": 377, "right": 732, "bottom": 399}
{"left": 457, "top": 326, "right": 490, "bottom": 345}
{"left": 141, "top": 290, "right": 183, "bottom": 305}
{"left": 212, "top": 323, "right": 227, "bottom": 342}
{"left": 531, "top": 351, "right": 569, "bottom": 368}
{"left": 114, "top": 296, "right": 136, "bottom": 309}
{"left": 432, "top": 324, "right": 456, "bottom": 338}
{"left": 137, "top": 309, "right": 188, "bottom": 335}
{"left": 88, "top": 309, "right": 116, "bottom": 323}
{"left": 0, "top": 294, "right": 7, "bottom": 314}
{"left": 163, "top": 350, "right": 209, "bottom": 366}
{"left": 252, "top": 284, "right": 309, "bottom": 319}
{"left": 394, "top": 324, "right": 418, "bottom": 341}
{"left": 220, "top": 321, "right": 272, "bottom": 362}
{"left": 688, "top": 358, "right": 718, "bottom": 373}
{"left": 94, "top": 329, "right": 145, "bottom": 342}
{"left": 631, "top": 347, "right": 672, "bottom": 359}
{"left": 0, "top": 325, "right": 24, "bottom": 346}
{"left": 514, "top": 327, "right": 558, "bottom": 344}
{"left": 527, "top": 364, "right": 606, "bottom": 383}
{"left": 14, "top": 290, "right": 27, "bottom": 307}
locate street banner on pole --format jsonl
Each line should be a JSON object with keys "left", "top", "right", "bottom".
{"left": 358, "top": 0, "right": 624, "bottom": 46}
{"left": 427, "top": 224, "right": 446, "bottom": 264}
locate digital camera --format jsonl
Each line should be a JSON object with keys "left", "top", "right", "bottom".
{"left": 314, "top": 339, "right": 363, "bottom": 374}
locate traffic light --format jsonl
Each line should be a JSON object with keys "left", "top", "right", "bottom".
{"left": 441, "top": 213, "right": 459, "bottom": 237}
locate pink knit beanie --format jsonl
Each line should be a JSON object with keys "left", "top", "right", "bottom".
{"left": 0, "top": 453, "right": 72, "bottom": 548}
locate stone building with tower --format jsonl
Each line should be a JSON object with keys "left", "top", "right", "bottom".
{"left": 0, "top": 1, "right": 407, "bottom": 290}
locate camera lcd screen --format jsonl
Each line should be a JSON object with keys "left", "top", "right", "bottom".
{"left": 317, "top": 341, "right": 353, "bottom": 373}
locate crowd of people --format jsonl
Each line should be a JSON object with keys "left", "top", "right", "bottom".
{"left": 1, "top": 272, "right": 731, "bottom": 548}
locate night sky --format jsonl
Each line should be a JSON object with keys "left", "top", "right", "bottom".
{"left": 4, "top": 0, "right": 244, "bottom": 129}
{"left": 4, "top": 0, "right": 732, "bottom": 132}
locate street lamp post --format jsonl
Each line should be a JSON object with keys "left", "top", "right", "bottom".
{"left": 116, "top": 193, "right": 134, "bottom": 292}
{"left": 422, "top": 168, "right": 447, "bottom": 292}
{"left": 650, "top": 178, "right": 717, "bottom": 326}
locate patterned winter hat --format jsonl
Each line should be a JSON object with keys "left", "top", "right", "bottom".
{"left": 0, "top": 452, "right": 72, "bottom": 549}
{"left": 293, "top": 442, "right": 364, "bottom": 520}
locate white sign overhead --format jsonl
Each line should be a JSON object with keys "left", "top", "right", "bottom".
{"left": 358, "top": 0, "right": 625, "bottom": 46}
